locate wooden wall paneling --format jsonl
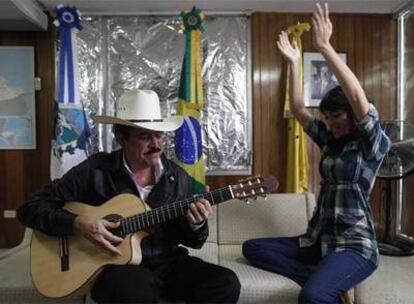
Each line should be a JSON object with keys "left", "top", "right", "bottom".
{"left": 37, "top": 29, "right": 55, "bottom": 185}
{"left": 402, "top": 175, "right": 414, "bottom": 238}
{"left": 250, "top": 12, "right": 289, "bottom": 190}
{"left": 268, "top": 14, "right": 280, "bottom": 182}
{"left": 373, "top": 16, "right": 385, "bottom": 105}
{"left": 257, "top": 13, "right": 268, "bottom": 177}
{"left": 3, "top": 152, "right": 25, "bottom": 246}
{"left": 0, "top": 24, "right": 55, "bottom": 248}
{"left": 368, "top": 16, "right": 386, "bottom": 241}
{"left": 363, "top": 15, "right": 373, "bottom": 95}
{"left": 373, "top": 16, "right": 382, "bottom": 96}
{"left": 387, "top": 15, "right": 397, "bottom": 120}
{"left": 370, "top": 16, "right": 388, "bottom": 240}
{"left": 260, "top": 13, "right": 274, "bottom": 178}
{"left": 372, "top": 184, "right": 386, "bottom": 241}
{"left": 252, "top": 13, "right": 263, "bottom": 176}
{"left": 273, "top": 13, "right": 286, "bottom": 187}
{"left": 271, "top": 13, "right": 284, "bottom": 190}
{"left": 406, "top": 16, "right": 414, "bottom": 121}
{"left": 353, "top": 16, "right": 365, "bottom": 94}
{"left": 0, "top": 154, "right": 6, "bottom": 246}
{"left": 365, "top": 15, "right": 384, "bottom": 238}
{"left": 372, "top": 15, "right": 398, "bottom": 241}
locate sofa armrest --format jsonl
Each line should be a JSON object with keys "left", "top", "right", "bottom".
{"left": 0, "top": 228, "right": 32, "bottom": 261}
{"left": 303, "top": 192, "right": 316, "bottom": 221}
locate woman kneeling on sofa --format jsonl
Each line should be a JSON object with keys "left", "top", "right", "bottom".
{"left": 243, "top": 3, "right": 390, "bottom": 304}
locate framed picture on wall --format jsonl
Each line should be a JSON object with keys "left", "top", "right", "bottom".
{"left": 0, "top": 46, "right": 36, "bottom": 149}
{"left": 303, "top": 52, "right": 347, "bottom": 107}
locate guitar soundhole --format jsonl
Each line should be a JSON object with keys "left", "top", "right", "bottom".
{"left": 104, "top": 214, "right": 124, "bottom": 238}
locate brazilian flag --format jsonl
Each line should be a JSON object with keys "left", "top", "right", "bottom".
{"left": 174, "top": 7, "right": 205, "bottom": 194}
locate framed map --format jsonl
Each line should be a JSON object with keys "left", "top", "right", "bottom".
{"left": 0, "top": 46, "right": 36, "bottom": 149}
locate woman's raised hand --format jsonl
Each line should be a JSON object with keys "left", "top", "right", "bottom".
{"left": 312, "top": 3, "right": 333, "bottom": 51}
{"left": 276, "top": 31, "right": 300, "bottom": 65}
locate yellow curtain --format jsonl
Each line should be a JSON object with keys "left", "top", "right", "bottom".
{"left": 284, "top": 23, "right": 310, "bottom": 193}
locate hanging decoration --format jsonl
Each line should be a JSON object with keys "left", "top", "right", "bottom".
{"left": 50, "top": 5, "right": 90, "bottom": 180}
{"left": 284, "top": 22, "right": 310, "bottom": 193}
{"left": 174, "top": 6, "right": 206, "bottom": 194}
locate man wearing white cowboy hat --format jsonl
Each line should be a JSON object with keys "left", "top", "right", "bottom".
{"left": 17, "top": 89, "right": 241, "bottom": 303}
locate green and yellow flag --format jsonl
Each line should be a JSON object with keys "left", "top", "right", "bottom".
{"left": 174, "top": 7, "right": 205, "bottom": 194}
{"left": 284, "top": 22, "right": 310, "bottom": 193}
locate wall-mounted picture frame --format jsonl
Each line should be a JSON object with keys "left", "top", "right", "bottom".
{"left": 303, "top": 52, "right": 347, "bottom": 107}
{"left": 0, "top": 46, "right": 36, "bottom": 149}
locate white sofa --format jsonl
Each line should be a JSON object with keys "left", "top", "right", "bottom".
{"left": 1, "top": 193, "right": 413, "bottom": 303}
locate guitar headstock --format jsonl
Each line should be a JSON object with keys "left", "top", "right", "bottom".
{"left": 231, "top": 176, "right": 279, "bottom": 201}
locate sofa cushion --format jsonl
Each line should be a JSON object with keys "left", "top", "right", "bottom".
{"left": 355, "top": 255, "right": 414, "bottom": 304}
{"left": 206, "top": 205, "right": 217, "bottom": 243}
{"left": 218, "top": 193, "right": 314, "bottom": 245}
{"left": 185, "top": 241, "right": 219, "bottom": 264}
{"left": 219, "top": 245, "right": 300, "bottom": 303}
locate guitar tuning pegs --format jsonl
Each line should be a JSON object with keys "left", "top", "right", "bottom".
{"left": 251, "top": 189, "right": 256, "bottom": 195}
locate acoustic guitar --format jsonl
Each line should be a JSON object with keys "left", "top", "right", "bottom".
{"left": 30, "top": 176, "right": 278, "bottom": 298}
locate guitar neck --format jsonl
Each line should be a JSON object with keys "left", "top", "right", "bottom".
{"left": 119, "top": 186, "right": 234, "bottom": 236}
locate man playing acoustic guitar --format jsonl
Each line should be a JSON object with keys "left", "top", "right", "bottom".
{"left": 17, "top": 89, "right": 241, "bottom": 303}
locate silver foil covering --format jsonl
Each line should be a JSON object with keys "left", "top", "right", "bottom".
{"left": 402, "top": 8, "right": 414, "bottom": 122}
{"left": 76, "top": 15, "right": 251, "bottom": 174}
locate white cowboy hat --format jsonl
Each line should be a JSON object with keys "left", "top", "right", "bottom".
{"left": 92, "top": 89, "right": 183, "bottom": 132}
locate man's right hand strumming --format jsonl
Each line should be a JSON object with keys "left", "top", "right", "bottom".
{"left": 73, "top": 215, "right": 123, "bottom": 256}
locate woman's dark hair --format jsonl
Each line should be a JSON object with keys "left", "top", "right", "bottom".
{"left": 319, "top": 86, "right": 354, "bottom": 119}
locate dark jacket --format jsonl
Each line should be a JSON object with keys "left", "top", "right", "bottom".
{"left": 17, "top": 150, "right": 208, "bottom": 265}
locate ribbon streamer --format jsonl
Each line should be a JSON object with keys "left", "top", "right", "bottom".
{"left": 50, "top": 5, "right": 90, "bottom": 180}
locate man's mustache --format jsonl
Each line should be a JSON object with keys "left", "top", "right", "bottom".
{"left": 144, "top": 148, "right": 161, "bottom": 155}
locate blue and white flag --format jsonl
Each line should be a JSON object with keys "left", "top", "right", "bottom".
{"left": 50, "top": 5, "right": 90, "bottom": 180}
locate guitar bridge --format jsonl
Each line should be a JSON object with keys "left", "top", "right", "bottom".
{"left": 60, "top": 236, "right": 69, "bottom": 272}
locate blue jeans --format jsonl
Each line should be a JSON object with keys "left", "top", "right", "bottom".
{"left": 242, "top": 236, "right": 376, "bottom": 304}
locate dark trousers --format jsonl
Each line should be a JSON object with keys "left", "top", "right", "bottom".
{"left": 91, "top": 253, "right": 240, "bottom": 303}
{"left": 242, "top": 236, "right": 376, "bottom": 304}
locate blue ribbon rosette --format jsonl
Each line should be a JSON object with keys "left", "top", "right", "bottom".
{"left": 54, "top": 5, "right": 82, "bottom": 103}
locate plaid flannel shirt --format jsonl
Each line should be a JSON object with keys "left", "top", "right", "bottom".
{"left": 300, "top": 104, "right": 391, "bottom": 265}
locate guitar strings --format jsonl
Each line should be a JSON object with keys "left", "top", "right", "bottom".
{"left": 119, "top": 186, "right": 233, "bottom": 235}
{"left": 119, "top": 181, "right": 263, "bottom": 235}
{"left": 117, "top": 178, "right": 268, "bottom": 236}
